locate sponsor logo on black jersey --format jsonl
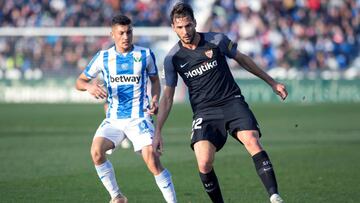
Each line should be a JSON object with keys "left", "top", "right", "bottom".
{"left": 180, "top": 62, "right": 189, "bottom": 68}
{"left": 184, "top": 60, "right": 218, "bottom": 78}
{"left": 110, "top": 75, "right": 141, "bottom": 84}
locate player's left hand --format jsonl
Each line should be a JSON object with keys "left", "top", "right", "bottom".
{"left": 148, "top": 100, "right": 159, "bottom": 115}
{"left": 272, "top": 82, "right": 288, "bottom": 100}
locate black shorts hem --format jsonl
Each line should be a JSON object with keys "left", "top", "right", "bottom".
{"left": 190, "top": 137, "right": 225, "bottom": 152}
{"left": 230, "top": 128, "right": 262, "bottom": 144}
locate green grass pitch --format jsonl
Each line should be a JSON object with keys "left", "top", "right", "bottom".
{"left": 0, "top": 103, "right": 359, "bottom": 203}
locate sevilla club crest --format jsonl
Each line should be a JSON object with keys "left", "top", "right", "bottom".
{"left": 205, "top": 49, "right": 213, "bottom": 58}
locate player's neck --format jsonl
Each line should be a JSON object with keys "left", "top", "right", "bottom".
{"left": 181, "top": 32, "right": 200, "bottom": 50}
{"left": 115, "top": 45, "right": 133, "bottom": 54}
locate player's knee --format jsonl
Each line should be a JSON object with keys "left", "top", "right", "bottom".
{"left": 91, "top": 147, "right": 105, "bottom": 165}
{"left": 197, "top": 160, "right": 213, "bottom": 173}
{"left": 243, "top": 135, "right": 262, "bottom": 152}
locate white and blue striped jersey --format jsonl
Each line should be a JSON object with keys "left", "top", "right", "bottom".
{"left": 84, "top": 45, "right": 158, "bottom": 119}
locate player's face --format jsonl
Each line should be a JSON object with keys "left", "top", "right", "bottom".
{"left": 111, "top": 24, "right": 133, "bottom": 53}
{"left": 172, "top": 16, "right": 196, "bottom": 44}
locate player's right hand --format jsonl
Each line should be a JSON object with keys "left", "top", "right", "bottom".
{"left": 152, "top": 132, "right": 163, "bottom": 156}
{"left": 272, "top": 82, "right": 288, "bottom": 100}
{"left": 87, "top": 82, "right": 107, "bottom": 99}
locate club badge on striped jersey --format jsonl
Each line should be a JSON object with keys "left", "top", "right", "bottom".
{"left": 121, "top": 63, "right": 129, "bottom": 70}
{"left": 133, "top": 52, "right": 142, "bottom": 62}
{"left": 205, "top": 49, "right": 213, "bottom": 58}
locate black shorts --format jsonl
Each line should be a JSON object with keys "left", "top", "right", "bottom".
{"left": 190, "top": 98, "right": 261, "bottom": 151}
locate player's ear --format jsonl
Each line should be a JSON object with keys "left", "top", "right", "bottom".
{"left": 110, "top": 31, "right": 114, "bottom": 40}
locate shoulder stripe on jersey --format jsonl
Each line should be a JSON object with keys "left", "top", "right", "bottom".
{"left": 84, "top": 51, "right": 100, "bottom": 78}
{"left": 139, "top": 50, "right": 147, "bottom": 117}
{"left": 84, "top": 71, "right": 94, "bottom": 79}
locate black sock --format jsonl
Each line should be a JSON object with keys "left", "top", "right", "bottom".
{"left": 252, "top": 151, "right": 279, "bottom": 196}
{"left": 199, "top": 169, "right": 224, "bottom": 203}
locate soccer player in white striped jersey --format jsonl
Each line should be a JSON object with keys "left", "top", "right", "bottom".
{"left": 76, "top": 15, "right": 177, "bottom": 203}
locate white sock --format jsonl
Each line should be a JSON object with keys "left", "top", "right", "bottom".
{"left": 95, "top": 160, "right": 121, "bottom": 199}
{"left": 154, "top": 168, "right": 177, "bottom": 203}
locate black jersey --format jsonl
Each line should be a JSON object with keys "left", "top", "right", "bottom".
{"left": 164, "top": 32, "right": 243, "bottom": 113}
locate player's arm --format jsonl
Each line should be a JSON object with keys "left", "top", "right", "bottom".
{"left": 148, "top": 75, "right": 161, "bottom": 115}
{"left": 153, "top": 85, "right": 175, "bottom": 156}
{"left": 75, "top": 73, "right": 107, "bottom": 99}
{"left": 104, "top": 102, "right": 109, "bottom": 113}
{"left": 233, "top": 51, "right": 288, "bottom": 100}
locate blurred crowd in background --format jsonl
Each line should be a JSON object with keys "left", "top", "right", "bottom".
{"left": 211, "top": 0, "right": 360, "bottom": 72}
{"left": 0, "top": 0, "right": 185, "bottom": 79}
{"left": 0, "top": 0, "right": 180, "bottom": 27}
{"left": 0, "top": 0, "right": 359, "bottom": 80}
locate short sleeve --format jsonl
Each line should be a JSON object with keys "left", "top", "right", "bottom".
{"left": 146, "top": 49, "right": 158, "bottom": 76}
{"left": 163, "top": 54, "right": 178, "bottom": 87}
{"left": 83, "top": 51, "right": 102, "bottom": 79}
{"left": 218, "top": 34, "right": 238, "bottom": 59}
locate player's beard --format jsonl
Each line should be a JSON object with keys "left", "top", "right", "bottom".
{"left": 180, "top": 30, "right": 196, "bottom": 45}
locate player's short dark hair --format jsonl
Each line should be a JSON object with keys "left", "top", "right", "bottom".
{"left": 111, "top": 14, "right": 132, "bottom": 26}
{"left": 170, "top": 2, "right": 195, "bottom": 23}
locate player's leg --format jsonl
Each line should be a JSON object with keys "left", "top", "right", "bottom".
{"left": 226, "top": 98, "right": 283, "bottom": 202}
{"left": 235, "top": 130, "right": 263, "bottom": 156}
{"left": 128, "top": 117, "right": 177, "bottom": 203}
{"left": 141, "top": 145, "right": 177, "bottom": 203}
{"left": 194, "top": 140, "right": 224, "bottom": 203}
{"left": 91, "top": 136, "right": 114, "bottom": 165}
{"left": 236, "top": 130, "right": 283, "bottom": 202}
{"left": 91, "top": 137, "right": 127, "bottom": 203}
{"left": 91, "top": 119, "right": 128, "bottom": 203}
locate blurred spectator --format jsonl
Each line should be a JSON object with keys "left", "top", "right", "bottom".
{"left": 0, "top": 0, "right": 358, "bottom": 80}
{"left": 0, "top": 0, "right": 189, "bottom": 78}
{"left": 0, "top": 0, "right": 171, "bottom": 27}
{"left": 210, "top": 0, "right": 360, "bottom": 71}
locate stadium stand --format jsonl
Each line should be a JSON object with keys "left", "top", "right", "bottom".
{"left": 0, "top": 0, "right": 359, "bottom": 80}
{"left": 0, "top": 0, "right": 189, "bottom": 79}
{"left": 210, "top": 0, "right": 360, "bottom": 72}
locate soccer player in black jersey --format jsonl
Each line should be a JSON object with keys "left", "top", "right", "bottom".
{"left": 153, "top": 3, "right": 287, "bottom": 203}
